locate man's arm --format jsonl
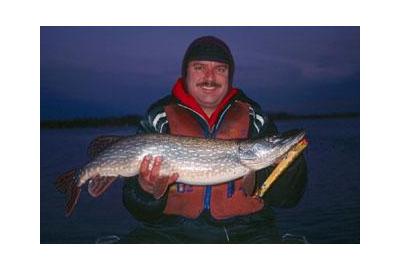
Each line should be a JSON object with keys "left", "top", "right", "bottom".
{"left": 123, "top": 99, "right": 173, "bottom": 222}
{"left": 248, "top": 104, "right": 308, "bottom": 208}
{"left": 123, "top": 176, "right": 168, "bottom": 221}
{"left": 255, "top": 154, "right": 308, "bottom": 208}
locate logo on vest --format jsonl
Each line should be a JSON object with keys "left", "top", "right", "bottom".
{"left": 176, "top": 183, "right": 194, "bottom": 193}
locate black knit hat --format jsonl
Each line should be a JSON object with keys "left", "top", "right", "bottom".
{"left": 182, "top": 36, "right": 235, "bottom": 85}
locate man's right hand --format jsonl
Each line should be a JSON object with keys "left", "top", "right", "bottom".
{"left": 138, "top": 155, "right": 179, "bottom": 199}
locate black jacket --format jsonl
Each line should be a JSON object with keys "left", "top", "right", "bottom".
{"left": 123, "top": 90, "right": 308, "bottom": 222}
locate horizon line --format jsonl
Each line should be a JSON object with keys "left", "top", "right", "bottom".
{"left": 41, "top": 111, "right": 359, "bottom": 129}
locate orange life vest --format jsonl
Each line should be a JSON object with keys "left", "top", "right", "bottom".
{"left": 163, "top": 100, "right": 264, "bottom": 220}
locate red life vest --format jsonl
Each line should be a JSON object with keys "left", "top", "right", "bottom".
{"left": 163, "top": 100, "right": 264, "bottom": 220}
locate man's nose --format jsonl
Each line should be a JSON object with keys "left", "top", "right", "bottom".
{"left": 204, "top": 68, "right": 216, "bottom": 81}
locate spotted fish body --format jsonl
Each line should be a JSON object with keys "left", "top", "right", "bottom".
{"left": 56, "top": 129, "right": 305, "bottom": 216}
{"left": 79, "top": 134, "right": 248, "bottom": 186}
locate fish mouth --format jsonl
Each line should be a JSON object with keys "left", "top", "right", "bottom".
{"left": 271, "top": 129, "right": 307, "bottom": 164}
{"left": 277, "top": 129, "right": 306, "bottom": 145}
{"left": 271, "top": 129, "right": 306, "bottom": 157}
{"left": 238, "top": 129, "right": 307, "bottom": 171}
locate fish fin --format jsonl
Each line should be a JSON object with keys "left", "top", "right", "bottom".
{"left": 55, "top": 169, "right": 75, "bottom": 193}
{"left": 87, "top": 135, "right": 124, "bottom": 159}
{"left": 55, "top": 169, "right": 81, "bottom": 217}
{"left": 88, "top": 175, "right": 118, "bottom": 197}
{"left": 65, "top": 183, "right": 81, "bottom": 217}
{"left": 242, "top": 171, "right": 256, "bottom": 196}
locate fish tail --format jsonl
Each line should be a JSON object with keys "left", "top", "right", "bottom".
{"left": 55, "top": 169, "right": 81, "bottom": 217}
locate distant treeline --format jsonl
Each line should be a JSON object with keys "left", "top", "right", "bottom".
{"left": 41, "top": 115, "right": 142, "bottom": 129}
{"left": 41, "top": 112, "right": 359, "bottom": 129}
{"left": 269, "top": 112, "right": 359, "bottom": 121}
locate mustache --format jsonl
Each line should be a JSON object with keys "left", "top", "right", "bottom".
{"left": 196, "top": 81, "right": 222, "bottom": 88}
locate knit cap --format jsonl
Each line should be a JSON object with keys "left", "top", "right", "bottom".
{"left": 181, "top": 36, "right": 235, "bottom": 85}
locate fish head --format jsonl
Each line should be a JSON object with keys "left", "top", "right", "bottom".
{"left": 239, "top": 129, "right": 306, "bottom": 170}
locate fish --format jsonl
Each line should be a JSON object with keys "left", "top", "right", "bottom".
{"left": 55, "top": 129, "right": 306, "bottom": 216}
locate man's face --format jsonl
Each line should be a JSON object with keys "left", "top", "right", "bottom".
{"left": 185, "top": 60, "right": 230, "bottom": 115}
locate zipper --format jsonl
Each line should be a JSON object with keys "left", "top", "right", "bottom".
{"left": 204, "top": 186, "right": 211, "bottom": 210}
{"left": 177, "top": 102, "right": 234, "bottom": 210}
{"left": 177, "top": 102, "right": 233, "bottom": 135}
{"left": 213, "top": 103, "right": 232, "bottom": 135}
{"left": 177, "top": 104, "right": 213, "bottom": 210}
{"left": 177, "top": 104, "right": 210, "bottom": 128}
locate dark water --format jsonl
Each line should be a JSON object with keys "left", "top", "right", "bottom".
{"left": 40, "top": 118, "right": 360, "bottom": 243}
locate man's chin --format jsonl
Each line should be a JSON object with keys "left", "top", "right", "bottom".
{"left": 198, "top": 100, "right": 220, "bottom": 109}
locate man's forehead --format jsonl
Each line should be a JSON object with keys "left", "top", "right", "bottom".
{"left": 189, "top": 60, "right": 229, "bottom": 67}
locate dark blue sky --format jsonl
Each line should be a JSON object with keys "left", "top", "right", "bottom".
{"left": 41, "top": 26, "right": 359, "bottom": 120}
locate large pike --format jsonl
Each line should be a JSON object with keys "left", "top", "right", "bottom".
{"left": 55, "top": 129, "right": 306, "bottom": 216}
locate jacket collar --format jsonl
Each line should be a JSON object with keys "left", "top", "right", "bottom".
{"left": 171, "top": 78, "right": 238, "bottom": 127}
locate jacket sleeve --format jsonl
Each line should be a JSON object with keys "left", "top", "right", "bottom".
{"left": 249, "top": 106, "right": 308, "bottom": 208}
{"left": 255, "top": 154, "right": 308, "bottom": 208}
{"left": 122, "top": 175, "right": 168, "bottom": 221}
{"left": 122, "top": 100, "right": 171, "bottom": 222}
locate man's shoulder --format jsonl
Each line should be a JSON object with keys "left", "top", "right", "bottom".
{"left": 235, "top": 89, "right": 270, "bottom": 123}
{"left": 235, "top": 89, "right": 264, "bottom": 115}
{"left": 140, "top": 95, "right": 176, "bottom": 134}
{"left": 234, "top": 89, "right": 277, "bottom": 136}
{"left": 146, "top": 94, "right": 176, "bottom": 115}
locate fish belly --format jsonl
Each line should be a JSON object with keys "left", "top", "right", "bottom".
{"left": 155, "top": 140, "right": 250, "bottom": 185}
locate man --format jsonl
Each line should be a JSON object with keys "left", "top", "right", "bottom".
{"left": 120, "top": 36, "right": 307, "bottom": 243}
